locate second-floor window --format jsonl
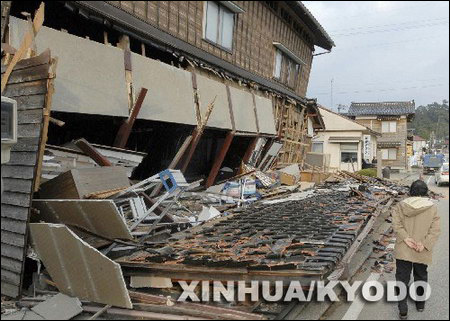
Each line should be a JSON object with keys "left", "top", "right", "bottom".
{"left": 273, "top": 48, "right": 301, "bottom": 89}
{"left": 382, "top": 121, "right": 397, "bottom": 133}
{"left": 205, "top": 1, "right": 234, "bottom": 50}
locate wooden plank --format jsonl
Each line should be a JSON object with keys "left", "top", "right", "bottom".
{"left": 34, "top": 57, "right": 57, "bottom": 191}
{"left": 1, "top": 165, "right": 35, "bottom": 179}
{"left": 0, "top": 49, "right": 51, "bottom": 74}
{"left": 2, "top": 79, "right": 48, "bottom": 97}
{"left": 0, "top": 205, "right": 30, "bottom": 221}
{"left": 1, "top": 3, "right": 45, "bottom": 93}
{"left": 3, "top": 63, "right": 51, "bottom": 85}
{"left": 1, "top": 218, "right": 28, "bottom": 234}
{"left": 1, "top": 268, "right": 22, "bottom": 286}
{"left": 1, "top": 178, "right": 33, "bottom": 194}
{"left": 75, "top": 139, "right": 113, "bottom": 167}
{"left": 8, "top": 151, "right": 39, "bottom": 166}
{"left": 114, "top": 88, "right": 148, "bottom": 149}
{"left": 10, "top": 137, "right": 41, "bottom": 152}
{"left": 18, "top": 109, "right": 44, "bottom": 124}
{"left": 1, "top": 257, "right": 23, "bottom": 274}
{"left": 1, "top": 231, "right": 26, "bottom": 248}
{"left": 14, "top": 94, "right": 47, "bottom": 111}
{"left": 1, "top": 245, "right": 25, "bottom": 262}
{"left": 17, "top": 123, "right": 42, "bottom": 138}
{"left": 1, "top": 280, "right": 20, "bottom": 298}
{"left": 205, "top": 132, "right": 234, "bottom": 188}
{"left": 1, "top": 192, "right": 32, "bottom": 208}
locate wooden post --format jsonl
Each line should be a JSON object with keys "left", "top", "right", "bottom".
{"left": 180, "top": 97, "right": 216, "bottom": 173}
{"left": 242, "top": 137, "right": 259, "bottom": 165}
{"left": 114, "top": 88, "right": 148, "bottom": 149}
{"left": 377, "top": 150, "right": 383, "bottom": 179}
{"left": 1, "top": 3, "right": 45, "bottom": 93}
{"left": 205, "top": 132, "right": 235, "bottom": 188}
{"left": 75, "top": 139, "right": 112, "bottom": 167}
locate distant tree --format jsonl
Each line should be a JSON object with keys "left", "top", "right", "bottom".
{"left": 411, "top": 100, "right": 449, "bottom": 141}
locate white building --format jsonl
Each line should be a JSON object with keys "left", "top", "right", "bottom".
{"left": 412, "top": 136, "right": 428, "bottom": 156}
{"left": 312, "top": 107, "right": 381, "bottom": 173}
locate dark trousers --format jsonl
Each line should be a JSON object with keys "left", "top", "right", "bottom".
{"left": 395, "top": 259, "right": 428, "bottom": 314}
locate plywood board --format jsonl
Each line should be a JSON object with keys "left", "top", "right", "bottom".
{"left": 29, "top": 223, "right": 133, "bottom": 309}
{"left": 196, "top": 74, "right": 232, "bottom": 130}
{"left": 33, "top": 200, "right": 133, "bottom": 240}
{"left": 9, "top": 17, "right": 129, "bottom": 117}
{"left": 132, "top": 53, "right": 197, "bottom": 125}
{"left": 254, "top": 95, "right": 277, "bottom": 135}
{"left": 31, "top": 294, "right": 82, "bottom": 320}
{"left": 38, "top": 167, "right": 130, "bottom": 199}
{"left": 228, "top": 86, "right": 257, "bottom": 133}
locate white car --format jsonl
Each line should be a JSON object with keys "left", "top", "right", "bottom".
{"left": 435, "top": 163, "right": 449, "bottom": 186}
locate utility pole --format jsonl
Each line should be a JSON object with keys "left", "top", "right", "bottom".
{"left": 330, "top": 78, "right": 334, "bottom": 110}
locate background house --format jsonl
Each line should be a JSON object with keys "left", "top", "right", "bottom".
{"left": 413, "top": 135, "right": 428, "bottom": 156}
{"left": 312, "top": 106, "right": 380, "bottom": 173}
{"left": 347, "top": 101, "right": 416, "bottom": 171}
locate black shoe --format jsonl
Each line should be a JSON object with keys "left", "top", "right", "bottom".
{"left": 417, "top": 306, "right": 425, "bottom": 312}
{"left": 399, "top": 312, "right": 408, "bottom": 320}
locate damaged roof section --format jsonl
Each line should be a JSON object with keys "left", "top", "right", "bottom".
{"left": 119, "top": 182, "right": 391, "bottom": 280}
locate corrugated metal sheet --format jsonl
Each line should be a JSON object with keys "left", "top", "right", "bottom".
{"left": 1, "top": 50, "right": 51, "bottom": 298}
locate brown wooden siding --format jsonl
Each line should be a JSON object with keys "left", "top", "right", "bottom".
{"left": 108, "top": 1, "right": 314, "bottom": 98}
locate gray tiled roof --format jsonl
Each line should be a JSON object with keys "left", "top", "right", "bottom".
{"left": 348, "top": 101, "right": 416, "bottom": 116}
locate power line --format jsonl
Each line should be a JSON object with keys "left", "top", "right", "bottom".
{"left": 329, "top": 16, "right": 449, "bottom": 33}
{"left": 312, "top": 77, "right": 449, "bottom": 92}
{"left": 311, "top": 83, "right": 447, "bottom": 96}
{"left": 332, "top": 20, "right": 449, "bottom": 37}
{"left": 338, "top": 35, "right": 445, "bottom": 50}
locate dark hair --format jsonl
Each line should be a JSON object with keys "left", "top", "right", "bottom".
{"left": 410, "top": 180, "right": 429, "bottom": 197}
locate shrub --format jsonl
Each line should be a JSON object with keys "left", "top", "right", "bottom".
{"left": 357, "top": 168, "right": 377, "bottom": 178}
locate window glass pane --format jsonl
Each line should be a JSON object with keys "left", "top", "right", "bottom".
{"left": 341, "top": 152, "right": 358, "bottom": 164}
{"left": 221, "top": 8, "right": 234, "bottom": 49}
{"left": 390, "top": 121, "right": 397, "bottom": 133}
{"left": 307, "top": 118, "right": 314, "bottom": 137}
{"left": 312, "top": 142, "right": 324, "bottom": 153}
{"left": 274, "top": 50, "right": 282, "bottom": 78}
{"left": 205, "top": 1, "right": 219, "bottom": 43}
{"left": 382, "top": 149, "right": 389, "bottom": 160}
{"left": 382, "top": 122, "right": 389, "bottom": 133}
{"left": 389, "top": 148, "right": 397, "bottom": 160}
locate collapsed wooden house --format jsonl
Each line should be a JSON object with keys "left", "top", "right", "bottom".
{"left": 1, "top": 1, "right": 335, "bottom": 299}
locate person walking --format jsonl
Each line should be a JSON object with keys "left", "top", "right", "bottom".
{"left": 392, "top": 180, "right": 441, "bottom": 320}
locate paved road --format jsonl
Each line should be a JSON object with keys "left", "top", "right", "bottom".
{"left": 324, "top": 172, "right": 449, "bottom": 320}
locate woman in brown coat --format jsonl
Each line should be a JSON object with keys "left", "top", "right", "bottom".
{"left": 392, "top": 180, "right": 441, "bottom": 320}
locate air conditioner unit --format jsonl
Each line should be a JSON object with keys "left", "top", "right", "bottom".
{"left": 1, "top": 96, "right": 18, "bottom": 164}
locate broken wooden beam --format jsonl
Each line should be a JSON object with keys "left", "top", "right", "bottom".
{"left": 75, "top": 138, "right": 112, "bottom": 167}
{"left": 205, "top": 131, "right": 234, "bottom": 188}
{"left": 114, "top": 87, "right": 148, "bottom": 149}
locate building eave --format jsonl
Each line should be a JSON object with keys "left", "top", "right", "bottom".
{"left": 74, "top": 1, "right": 311, "bottom": 105}
{"left": 287, "top": 1, "right": 335, "bottom": 51}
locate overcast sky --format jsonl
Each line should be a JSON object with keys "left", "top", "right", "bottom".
{"left": 303, "top": 1, "right": 449, "bottom": 111}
